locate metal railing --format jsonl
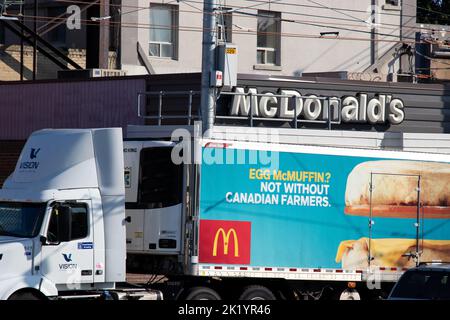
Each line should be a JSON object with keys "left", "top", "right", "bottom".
{"left": 137, "top": 89, "right": 342, "bottom": 129}
{"left": 137, "top": 90, "right": 201, "bottom": 125}
{"left": 0, "top": 0, "right": 23, "bottom": 16}
{"left": 216, "top": 91, "right": 342, "bottom": 130}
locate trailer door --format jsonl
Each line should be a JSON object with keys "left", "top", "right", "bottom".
{"left": 125, "top": 141, "right": 184, "bottom": 255}
{"left": 369, "top": 173, "right": 422, "bottom": 269}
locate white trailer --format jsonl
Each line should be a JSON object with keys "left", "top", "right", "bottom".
{"left": 123, "top": 121, "right": 450, "bottom": 300}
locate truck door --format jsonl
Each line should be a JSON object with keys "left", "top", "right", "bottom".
{"left": 125, "top": 141, "right": 183, "bottom": 255}
{"left": 369, "top": 173, "right": 422, "bottom": 269}
{"left": 40, "top": 201, "right": 94, "bottom": 285}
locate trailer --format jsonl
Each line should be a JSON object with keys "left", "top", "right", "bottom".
{"left": 123, "top": 120, "right": 450, "bottom": 300}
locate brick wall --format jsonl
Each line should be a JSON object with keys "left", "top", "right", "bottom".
{"left": 0, "top": 140, "right": 25, "bottom": 187}
{"left": 0, "top": 45, "right": 118, "bottom": 81}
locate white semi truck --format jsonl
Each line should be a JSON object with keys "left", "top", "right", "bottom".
{"left": 2, "top": 123, "right": 450, "bottom": 300}
{"left": 0, "top": 128, "right": 162, "bottom": 300}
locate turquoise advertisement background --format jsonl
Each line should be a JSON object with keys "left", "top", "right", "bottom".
{"left": 198, "top": 148, "right": 450, "bottom": 268}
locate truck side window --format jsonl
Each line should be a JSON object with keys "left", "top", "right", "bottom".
{"left": 71, "top": 206, "right": 88, "bottom": 240}
{"left": 47, "top": 203, "right": 88, "bottom": 242}
{"left": 139, "top": 147, "right": 183, "bottom": 208}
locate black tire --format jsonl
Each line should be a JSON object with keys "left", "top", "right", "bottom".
{"left": 238, "top": 285, "right": 276, "bottom": 300}
{"left": 184, "top": 287, "right": 221, "bottom": 300}
{"left": 8, "top": 291, "right": 42, "bottom": 300}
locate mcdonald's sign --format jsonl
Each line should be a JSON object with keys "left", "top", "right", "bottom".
{"left": 199, "top": 220, "right": 251, "bottom": 264}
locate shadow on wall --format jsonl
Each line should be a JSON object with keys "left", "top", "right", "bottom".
{"left": 0, "top": 140, "right": 25, "bottom": 187}
{"left": 442, "top": 82, "right": 450, "bottom": 133}
{"left": 0, "top": 46, "right": 33, "bottom": 80}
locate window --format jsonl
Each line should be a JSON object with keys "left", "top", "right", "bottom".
{"left": 217, "top": 9, "right": 232, "bottom": 43}
{"left": 0, "top": 202, "right": 46, "bottom": 238}
{"left": 47, "top": 203, "right": 88, "bottom": 242}
{"left": 47, "top": 7, "right": 67, "bottom": 47}
{"left": 390, "top": 270, "right": 450, "bottom": 300}
{"left": 385, "top": 0, "right": 399, "bottom": 5}
{"left": 417, "top": 0, "right": 450, "bottom": 25}
{"left": 138, "top": 147, "right": 182, "bottom": 208}
{"left": 257, "top": 10, "right": 281, "bottom": 65}
{"left": 149, "top": 4, "right": 178, "bottom": 58}
{"left": 0, "top": 24, "right": 4, "bottom": 44}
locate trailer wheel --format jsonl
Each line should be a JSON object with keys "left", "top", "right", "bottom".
{"left": 184, "top": 287, "right": 221, "bottom": 300}
{"left": 238, "top": 285, "right": 276, "bottom": 300}
{"left": 339, "top": 289, "right": 361, "bottom": 300}
{"left": 8, "top": 290, "right": 43, "bottom": 300}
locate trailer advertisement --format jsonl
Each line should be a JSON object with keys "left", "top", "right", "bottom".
{"left": 198, "top": 146, "right": 450, "bottom": 271}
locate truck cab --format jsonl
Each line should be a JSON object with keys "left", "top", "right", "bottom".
{"left": 0, "top": 128, "right": 126, "bottom": 300}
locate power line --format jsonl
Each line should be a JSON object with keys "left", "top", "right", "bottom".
{"left": 49, "top": 0, "right": 449, "bottom": 35}
{"left": 4, "top": 12, "right": 416, "bottom": 45}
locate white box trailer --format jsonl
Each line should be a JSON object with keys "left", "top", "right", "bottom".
{"left": 123, "top": 123, "right": 450, "bottom": 300}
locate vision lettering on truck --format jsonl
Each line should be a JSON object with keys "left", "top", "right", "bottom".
{"left": 59, "top": 253, "right": 78, "bottom": 270}
{"left": 19, "top": 147, "right": 41, "bottom": 170}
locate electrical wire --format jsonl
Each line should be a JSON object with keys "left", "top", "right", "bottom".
{"left": 4, "top": 12, "right": 419, "bottom": 45}
{"left": 48, "top": 0, "right": 450, "bottom": 36}
{"left": 2, "top": 1, "right": 449, "bottom": 65}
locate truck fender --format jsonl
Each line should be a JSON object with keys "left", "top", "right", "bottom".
{"left": 1, "top": 276, "right": 57, "bottom": 300}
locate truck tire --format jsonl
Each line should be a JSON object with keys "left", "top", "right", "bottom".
{"left": 8, "top": 291, "right": 42, "bottom": 300}
{"left": 184, "top": 287, "right": 221, "bottom": 300}
{"left": 238, "top": 285, "right": 276, "bottom": 300}
{"left": 339, "top": 289, "right": 361, "bottom": 300}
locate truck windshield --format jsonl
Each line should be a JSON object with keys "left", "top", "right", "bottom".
{"left": 0, "top": 202, "right": 46, "bottom": 238}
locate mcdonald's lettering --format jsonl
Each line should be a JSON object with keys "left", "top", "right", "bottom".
{"left": 199, "top": 220, "right": 251, "bottom": 265}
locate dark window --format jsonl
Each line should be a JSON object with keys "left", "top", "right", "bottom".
{"left": 138, "top": 147, "right": 183, "bottom": 208}
{"left": 417, "top": 0, "right": 450, "bottom": 25}
{"left": 149, "top": 4, "right": 178, "bottom": 58}
{"left": 0, "top": 24, "right": 4, "bottom": 44}
{"left": 257, "top": 10, "right": 281, "bottom": 65}
{"left": 47, "top": 7, "right": 67, "bottom": 47}
{"left": 390, "top": 270, "right": 450, "bottom": 300}
{"left": 0, "top": 202, "right": 46, "bottom": 238}
{"left": 47, "top": 203, "right": 88, "bottom": 242}
{"left": 217, "top": 9, "right": 232, "bottom": 43}
{"left": 386, "top": 0, "right": 399, "bottom": 5}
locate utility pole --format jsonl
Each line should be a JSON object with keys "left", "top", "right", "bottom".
{"left": 98, "top": 0, "right": 110, "bottom": 69}
{"left": 200, "top": 0, "right": 217, "bottom": 135}
{"left": 33, "top": 0, "right": 37, "bottom": 80}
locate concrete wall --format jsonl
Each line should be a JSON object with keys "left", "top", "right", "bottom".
{"left": 121, "top": 0, "right": 402, "bottom": 80}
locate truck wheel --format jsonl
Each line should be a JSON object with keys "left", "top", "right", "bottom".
{"left": 8, "top": 291, "right": 42, "bottom": 300}
{"left": 339, "top": 289, "right": 361, "bottom": 300}
{"left": 238, "top": 285, "right": 276, "bottom": 300}
{"left": 184, "top": 287, "right": 221, "bottom": 300}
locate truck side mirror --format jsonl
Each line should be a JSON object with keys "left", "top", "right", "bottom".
{"left": 56, "top": 205, "right": 72, "bottom": 242}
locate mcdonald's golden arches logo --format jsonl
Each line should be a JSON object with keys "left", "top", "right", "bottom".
{"left": 199, "top": 220, "right": 251, "bottom": 265}
{"left": 213, "top": 228, "right": 239, "bottom": 257}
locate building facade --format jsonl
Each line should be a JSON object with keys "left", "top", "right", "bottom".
{"left": 121, "top": 0, "right": 406, "bottom": 81}
{"left": 0, "top": 0, "right": 120, "bottom": 80}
